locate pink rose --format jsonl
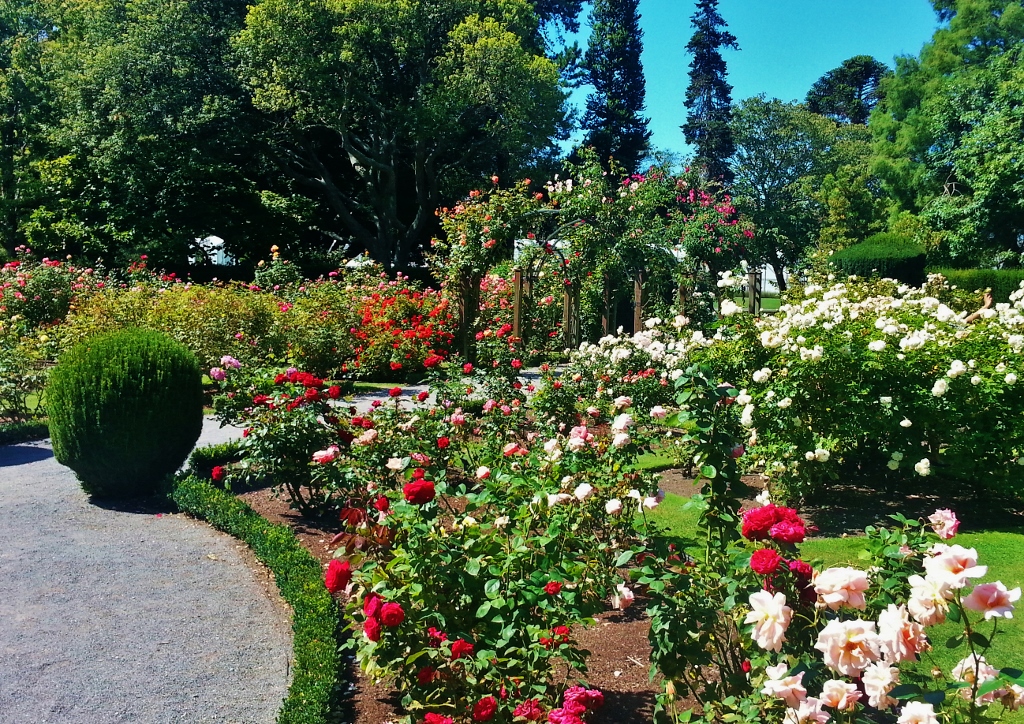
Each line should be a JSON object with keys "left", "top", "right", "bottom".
{"left": 312, "top": 445, "right": 340, "bottom": 464}
{"left": 927, "top": 508, "right": 960, "bottom": 540}
{"left": 814, "top": 567, "right": 870, "bottom": 610}
{"left": 744, "top": 590, "right": 792, "bottom": 652}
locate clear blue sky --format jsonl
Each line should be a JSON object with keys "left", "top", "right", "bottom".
{"left": 565, "top": 0, "right": 940, "bottom": 157}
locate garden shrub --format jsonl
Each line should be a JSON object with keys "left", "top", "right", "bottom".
{"left": 47, "top": 329, "right": 203, "bottom": 497}
{"left": 932, "top": 267, "right": 1024, "bottom": 302}
{"left": 171, "top": 473, "right": 342, "bottom": 724}
{"left": 0, "top": 419, "right": 49, "bottom": 445}
{"left": 187, "top": 439, "right": 244, "bottom": 481}
{"left": 830, "top": 233, "right": 927, "bottom": 285}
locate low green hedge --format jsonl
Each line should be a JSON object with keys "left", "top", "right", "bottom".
{"left": 930, "top": 268, "right": 1024, "bottom": 302}
{"left": 187, "top": 440, "right": 244, "bottom": 479}
{"left": 0, "top": 419, "right": 49, "bottom": 446}
{"left": 831, "top": 234, "right": 927, "bottom": 285}
{"left": 171, "top": 474, "right": 344, "bottom": 724}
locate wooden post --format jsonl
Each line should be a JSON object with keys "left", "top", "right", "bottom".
{"left": 562, "top": 287, "right": 572, "bottom": 348}
{"left": 633, "top": 275, "right": 643, "bottom": 333}
{"left": 747, "top": 270, "right": 761, "bottom": 315}
{"left": 512, "top": 266, "right": 523, "bottom": 340}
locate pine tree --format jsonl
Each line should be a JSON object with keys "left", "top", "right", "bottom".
{"left": 682, "top": 0, "right": 738, "bottom": 184}
{"left": 581, "top": 0, "right": 651, "bottom": 173}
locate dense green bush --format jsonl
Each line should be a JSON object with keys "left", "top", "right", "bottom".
{"left": 47, "top": 329, "right": 203, "bottom": 497}
{"left": 171, "top": 474, "right": 342, "bottom": 724}
{"left": 187, "top": 439, "right": 243, "bottom": 481}
{"left": 0, "top": 420, "right": 49, "bottom": 445}
{"left": 830, "top": 233, "right": 927, "bottom": 285}
{"left": 931, "top": 267, "right": 1024, "bottom": 302}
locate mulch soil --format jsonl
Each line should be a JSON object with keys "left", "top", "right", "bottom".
{"left": 239, "top": 468, "right": 1024, "bottom": 724}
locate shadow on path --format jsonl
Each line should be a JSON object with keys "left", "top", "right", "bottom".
{"left": 0, "top": 444, "right": 53, "bottom": 467}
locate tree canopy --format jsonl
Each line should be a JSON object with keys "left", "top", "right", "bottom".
{"left": 806, "top": 55, "right": 890, "bottom": 125}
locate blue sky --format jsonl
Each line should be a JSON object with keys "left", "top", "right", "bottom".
{"left": 565, "top": 0, "right": 940, "bottom": 156}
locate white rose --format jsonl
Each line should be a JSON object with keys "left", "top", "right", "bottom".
{"left": 971, "top": 375, "right": 982, "bottom": 386}
{"left": 777, "top": 397, "right": 792, "bottom": 409}
{"left": 494, "top": 515, "right": 510, "bottom": 528}
{"left": 868, "top": 339, "right": 887, "bottom": 352}
{"left": 815, "top": 448, "right": 830, "bottom": 463}
{"left": 931, "top": 379, "right": 948, "bottom": 397}
{"left": 574, "top": 482, "right": 595, "bottom": 501}
{"left": 900, "top": 418, "right": 913, "bottom": 428}
{"left": 914, "top": 458, "right": 931, "bottom": 476}
{"left": 1006, "top": 373, "right": 1018, "bottom": 385}
{"left": 605, "top": 498, "right": 623, "bottom": 516}
{"left": 612, "top": 432, "right": 631, "bottom": 448}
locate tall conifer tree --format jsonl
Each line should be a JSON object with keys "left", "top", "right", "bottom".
{"left": 682, "top": 0, "right": 738, "bottom": 183}
{"left": 581, "top": 0, "right": 651, "bottom": 173}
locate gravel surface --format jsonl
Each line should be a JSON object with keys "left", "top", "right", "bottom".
{"left": 0, "top": 421, "right": 292, "bottom": 724}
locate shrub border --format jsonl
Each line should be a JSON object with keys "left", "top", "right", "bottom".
{"left": 0, "top": 419, "right": 50, "bottom": 446}
{"left": 171, "top": 473, "right": 345, "bottom": 724}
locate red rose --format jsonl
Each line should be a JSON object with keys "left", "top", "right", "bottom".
{"left": 424, "top": 714, "right": 453, "bottom": 724}
{"left": 324, "top": 559, "right": 352, "bottom": 593}
{"left": 374, "top": 495, "right": 390, "bottom": 512}
{"left": 304, "top": 387, "right": 320, "bottom": 401}
{"left": 770, "top": 520, "right": 806, "bottom": 544}
{"left": 427, "top": 627, "right": 448, "bottom": 647}
{"left": 544, "top": 581, "right": 562, "bottom": 596}
{"left": 463, "top": 363, "right": 474, "bottom": 374}
{"left": 741, "top": 505, "right": 778, "bottom": 540}
{"left": 403, "top": 479, "right": 436, "bottom": 505}
{"left": 741, "top": 660, "right": 752, "bottom": 673}
{"left": 472, "top": 696, "right": 498, "bottom": 722}
{"left": 327, "top": 385, "right": 342, "bottom": 399}
{"left": 363, "top": 616, "right": 381, "bottom": 642}
{"left": 417, "top": 391, "right": 430, "bottom": 402}
{"left": 450, "top": 638, "right": 474, "bottom": 660}
{"left": 416, "top": 666, "right": 436, "bottom": 685}
{"left": 363, "top": 592, "right": 382, "bottom": 619}
{"left": 211, "top": 465, "right": 226, "bottom": 482}
{"left": 423, "top": 354, "right": 444, "bottom": 368}
{"left": 788, "top": 559, "right": 813, "bottom": 581}
{"left": 390, "top": 362, "right": 403, "bottom": 371}
{"left": 380, "top": 601, "right": 405, "bottom": 627}
{"left": 511, "top": 359, "right": 522, "bottom": 369}
{"left": 388, "top": 386, "right": 402, "bottom": 397}
{"left": 437, "top": 436, "right": 450, "bottom": 449}
{"left": 750, "top": 548, "right": 783, "bottom": 576}
{"left": 513, "top": 699, "right": 545, "bottom": 721}
{"left": 412, "top": 467, "right": 426, "bottom": 479}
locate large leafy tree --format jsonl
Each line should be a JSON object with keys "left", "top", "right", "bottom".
{"left": 730, "top": 97, "right": 866, "bottom": 288}
{"left": 10, "top": 0, "right": 305, "bottom": 265}
{"left": 234, "top": 0, "right": 566, "bottom": 271}
{"left": 871, "top": 0, "right": 1024, "bottom": 264}
{"left": 682, "top": 0, "right": 738, "bottom": 184}
{"left": 580, "top": 0, "right": 651, "bottom": 173}
{"left": 806, "top": 55, "right": 890, "bottom": 125}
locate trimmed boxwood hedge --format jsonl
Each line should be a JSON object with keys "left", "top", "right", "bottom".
{"left": 830, "top": 233, "right": 927, "bottom": 286}
{"left": 0, "top": 420, "right": 50, "bottom": 446}
{"left": 930, "top": 268, "right": 1024, "bottom": 302}
{"left": 171, "top": 473, "right": 345, "bottom": 724}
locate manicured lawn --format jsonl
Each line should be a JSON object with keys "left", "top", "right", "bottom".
{"left": 652, "top": 496, "right": 1024, "bottom": 720}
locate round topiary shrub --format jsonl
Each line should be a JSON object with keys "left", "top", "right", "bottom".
{"left": 831, "top": 233, "right": 927, "bottom": 286}
{"left": 47, "top": 329, "right": 204, "bottom": 498}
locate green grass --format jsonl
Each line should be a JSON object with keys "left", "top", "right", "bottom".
{"left": 652, "top": 495, "right": 1024, "bottom": 720}
{"left": 635, "top": 449, "right": 680, "bottom": 473}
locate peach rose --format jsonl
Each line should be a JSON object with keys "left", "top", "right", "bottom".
{"left": 922, "top": 544, "right": 987, "bottom": 589}
{"left": 814, "top": 567, "right": 871, "bottom": 610}
{"left": 814, "top": 619, "right": 880, "bottom": 676}
{"left": 761, "top": 663, "right": 806, "bottom": 708}
{"left": 862, "top": 661, "right": 899, "bottom": 710}
{"left": 907, "top": 574, "right": 952, "bottom": 626}
{"left": 819, "top": 679, "right": 861, "bottom": 711}
{"left": 783, "top": 697, "right": 829, "bottom": 724}
{"left": 963, "top": 581, "right": 1020, "bottom": 620}
{"left": 877, "top": 604, "right": 929, "bottom": 664}
{"left": 745, "top": 591, "right": 793, "bottom": 653}
{"left": 897, "top": 701, "right": 939, "bottom": 724}
{"left": 927, "top": 508, "right": 959, "bottom": 540}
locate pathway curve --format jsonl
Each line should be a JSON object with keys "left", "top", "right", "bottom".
{"left": 0, "top": 421, "right": 292, "bottom": 724}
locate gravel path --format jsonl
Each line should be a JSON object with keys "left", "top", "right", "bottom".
{"left": 0, "top": 420, "right": 292, "bottom": 724}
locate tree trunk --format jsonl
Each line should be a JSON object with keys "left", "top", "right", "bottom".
{"left": 771, "top": 262, "right": 788, "bottom": 292}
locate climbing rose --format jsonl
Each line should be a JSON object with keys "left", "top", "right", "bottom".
{"left": 380, "top": 602, "right": 405, "bottom": 627}
{"left": 750, "top": 548, "right": 784, "bottom": 575}
{"left": 403, "top": 479, "right": 436, "bottom": 505}
{"left": 472, "top": 696, "right": 498, "bottom": 722}
{"left": 324, "top": 559, "right": 351, "bottom": 593}
{"left": 450, "top": 638, "right": 474, "bottom": 659}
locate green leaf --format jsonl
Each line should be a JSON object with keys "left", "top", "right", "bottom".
{"left": 475, "top": 602, "right": 491, "bottom": 618}
{"left": 888, "top": 684, "right": 923, "bottom": 699}
{"left": 969, "top": 631, "right": 990, "bottom": 648}
{"left": 947, "top": 605, "right": 961, "bottom": 623}
{"left": 615, "top": 550, "right": 634, "bottom": 567}
{"left": 466, "top": 558, "right": 481, "bottom": 576}
{"left": 700, "top": 464, "right": 717, "bottom": 479}
{"left": 484, "top": 579, "right": 501, "bottom": 598}
{"left": 945, "top": 634, "right": 964, "bottom": 649}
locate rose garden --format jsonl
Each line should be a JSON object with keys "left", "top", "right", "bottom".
{"left": 3, "top": 156, "right": 1024, "bottom": 724}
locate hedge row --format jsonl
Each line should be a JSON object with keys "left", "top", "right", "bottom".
{"left": 930, "top": 268, "right": 1024, "bottom": 302}
{"left": 0, "top": 419, "right": 50, "bottom": 446}
{"left": 830, "top": 233, "right": 927, "bottom": 286}
{"left": 171, "top": 474, "right": 345, "bottom": 724}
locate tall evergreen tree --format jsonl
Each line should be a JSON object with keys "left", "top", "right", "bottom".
{"left": 682, "top": 0, "right": 738, "bottom": 184}
{"left": 581, "top": 0, "right": 651, "bottom": 173}
{"left": 806, "top": 55, "right": 890, "bottom": 124}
